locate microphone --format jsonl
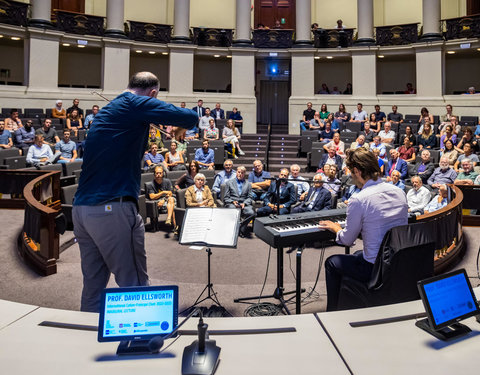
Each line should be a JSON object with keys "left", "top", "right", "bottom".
{"left": 148, "top": 307, "right": 200, "bottom": 354}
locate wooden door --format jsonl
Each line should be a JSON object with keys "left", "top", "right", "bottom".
{"left": 52, "top": 0, "right": 85, "bottom": 13}
{"left": 259, "top": 80, "right": 289, "bottom": 125}
{"left": 467, "top": 0, "right": 480, "bottom": 15}
{"left": 254, "top": 0, "right": 295, "bottom": 29}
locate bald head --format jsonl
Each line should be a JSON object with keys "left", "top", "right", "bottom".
{"left": 127, "top": 72, "right": 159, "bottom": 96}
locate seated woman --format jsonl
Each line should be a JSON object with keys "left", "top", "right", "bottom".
{"left": 417, "top": 121, "right": 436, "bottom": 150}
{"left": 440, "top": 124, "right": 457, "bottom": 149}
{"left": 397, "top": 137, "right": 416, "bottom": 163}
{"left": 441, "top": 139, "right": 458, "bottom": 166}
{"left": 66, "top": 108, "right": 83, "bottom": 137}
{"left": 175, "top": 160, "right": 199, "bottom": 190}
{"left": 319, "top": 103, "right": 330, "bottom": 122}
{"left": 165, "top": 140, "right": 186, "bottom": 171}
{"left": 368, "top": 112, "right": 381, "bottom": 133}
{"left": 399, "top": 125, "right": 416, "bottom": 146}
{"left": 417, "top": 107, "right": 434, "bottom": 133}
{"left": 52, "top": 100, "right": 66, "bottom": 119}
{"left": 185, "top": 173, "right": 216, "bottom": 207}
{"left": 204, "top": 119, "right": 219, "bottom": 140}
{"left": 174, "top": 129, "right": 188, "bottom": 157}
{"left": 223, "top": 119, "right": 244, "bottom": 157}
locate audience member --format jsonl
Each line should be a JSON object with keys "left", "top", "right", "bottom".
{"left": 397, "top": 137, "right": 416, "bottom": 163}
{"left": 52, "top": 100, "right": 66, "bottom": 119}
{"left": 343, "top": 83, "right": 353, "bottom": 95}
{"left": 55, "top": 130, "right": 79, "bottom": 163}
{"left": 325, "top": 113, "right": 338, "bottom": 131}
{"left": 26, "top": 135, "right": 55, "bottom": 166}
{"left": 464, "top": 86, "right": 477, "bottom": 95}
{"left": 144, "top": 143, "right": 167, "bottom": 171}
{"left": 228, "top": 107, "right": 243, "bottom": 124}
{"left": 350, "top": 134, "right": 369, "bottom": 150}
{"left": 0, "top": 120, "right": 13, "bottom": 149}
{"left": 444, "top": 115, "right": 462, "bottom": 135}
{"left": 440, "top": 125, "right": 457, "bottom": 149}
{"left": 223, "top": 119, "right": 244, "bottom": 157}
{"left": 387, "top": 170, "right": 405, "bottom": 190}
{"left": 288, "top": 164, "right": 310, "bottom": 200}
{"left": 165, "top": 141, "right": 186, "bottom": 171}
{"left": 184, "top": 123, "right": 199, "bottom": 140}
{"left": 417, "top": 121, "right": 436, "bottom": 150}
{"left": 412, "top": 149, "right": 435, "bottom": 184}
{"left": 323, "top": 164, "right": 341, "bottom": 196}
{"left": 319, "top": 104, "right": 330, "bottom": 121}
{"left": 4, "top": 109, "right": 22, "bottom": 132}
{"left": 333, "top": 104, "right": 349, "bottom": 128}
{"left": 300, "top": 102, "right": 315, "bottom": 131}
{"left": 456, "top": 127, "right": 479, "bottom": 153}
{"left": 248, "top": 159, "right": 271, "bottom": 201}
{"left": 84, "top": 105, "right": 99, "bottom": 129}
{"left": 292, "top": 174, "right": 331, "bottom": 213}
{"left": 337, "top": 184, "right": 361, "bottom": 208}
{"left": 387, "top": 105, "right": 403, "bottom": 126}
{"left": 36, "top": 119, "right": 60, "bottom": 146}
{"left": 428, "top": 156, "right": 457, "bottom": 189}
{"left": 318, "top": 84, "right": 330, "bottom": 95}
{"left": 192, "top": 99, "right": 206, "bottom": 119}
{"left": 399, "top": 125, "right": 416, "bottom": 146}
{"left": 212, "top": 159, "right": 235, "bottom": 198}
{"left": 439, "top": 104, "right": 456, "bottom": 129}
{"left": 319, "top": 121, "right": 334, "bottom": 141}
{"left": 311, "top": 23, "right": 319, "bottom": 30}
{"left": 372, "top": 148, "right": 385, "bottom": 174}
{"left": 175, "top": 160, "right": 199, "bottom": 190}
{"left": 204, "top": 119, "right": 219, "bottom": 140}
{"left": 194, "top": 139, "right": 215, "bottom": 170}
{"left": 323, "top": 132, "right": 345, "bottom": 158}
{"left": 368, "top": 113, "right": 381, "bottom": 133}
{"left": 361, "top": 122, "right": 376, "bottom": 142}
{"left": 14, "top": 119, "right": 35, "bottom": 150}
{"left": 66, "top": 108, "right": 83, "bottom": 137}
{"left": 309, "top": 112, "right": 323, "bottom": 131}
{"left": 454, "top": 143, "right": 479, "bottom": 171}
{"left": 211, "top": 103, "right": 225, "bottom": 120}
{"left": 378, "top": 121, "right": 396, "bottom": 145}
{"left": 185, "top": 173, "right": 216, "bottom": 207}
{"left": 256, "top": 168, "right": 296, "bottom": 216}
{"left": 198, "top": 108, "right": 213, "bottom": 132}
{"left": 386, "top": 149, "right": 408, "bottom": 180}
{"left": 441, "top": 139, "right": 458, "bottom": 166}
{"left": 223, "top": 166, "right": 255, "bottom": 237}
{"left": 66, "top": 98, "right": 84, "bottom": 119}
{"left": 418, "top": 107, "right": 433, "bottom": 128}
{"left": 370, "top": 136, "right": 387, "bottom": 160}
{"left": 336, "top": 19, "right": 345, "bottom": 29}
{"left": 351, "top": 103, "right": 368, "bottom": 122}
{"left": 372, "top": 105, "right": 386, "bottom": 124}
{"left": 331, "top": 86, "right": 341, "bottom": 95}
{"left": 146, "top": 127, "right": 166, "bottom": 153}
{"left": 274, "top": 20, "right": 282, "bottom": 29}
{"left": 404, "top": 82, "right": 416, "bottom": 94}
{"left": 318, "top": 146, "right": 344, "bottom": 172}
{"left": 424, "top": 184, "right": 448, "bottom": 213}
{"left": 407, "top": 176, "right": 431, "bottom": 216}
{"left": 454, "top": 159, "right": 478, "bottom": 185}
{"left": 146, "top": 165, "right": 176, "bottom": 228}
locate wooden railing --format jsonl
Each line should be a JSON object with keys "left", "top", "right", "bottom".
{"left": 127, "top": 20, "right": 172, "bottom": 44}
{"left": 443, "top": 13, "right": 480, "bottom": 40}
{"left": 0, "top": 0, "right": 28, "bottom": 27}
{"left": 312, "top": 28, "right": 354, "bottom": 48}
{"left": 375, "top": 23, "right": 419, "bottom": 46}
{"left": 252, "top": 29, "right": 294, "bottom": 48}
{"left": 54, "top": 9, "right": 105, "bottom": 37}
{"left": 192, "top": 27, "right": 233, "bottom": 47}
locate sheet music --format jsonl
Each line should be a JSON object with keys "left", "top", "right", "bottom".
{"left": 179, "top": 208, "right": 240, "bottom": 248}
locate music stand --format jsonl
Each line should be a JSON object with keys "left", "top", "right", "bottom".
{"left": 179, "top": 207, "right": 240, "bottom": 316}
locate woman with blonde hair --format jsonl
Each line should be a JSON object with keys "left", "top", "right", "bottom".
{"left": 417, "top": 120, "right": 436, "bottom": 150}
{"left": 66, "top": 108, "right": 83, "bottom": 136}
{"left": 222, "top": 119, "right": 244, "bottom": 158}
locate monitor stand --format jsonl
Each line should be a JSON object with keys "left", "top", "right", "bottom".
{"left": 116, "top": 340, "right": 152, "bottom": 355}
{"left": 415, "top": 318, "right": 472, "bottom": 341}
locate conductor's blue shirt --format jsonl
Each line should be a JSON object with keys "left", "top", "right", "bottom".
{"left": 74, "top": 92, "right": 198, "bottom": 206}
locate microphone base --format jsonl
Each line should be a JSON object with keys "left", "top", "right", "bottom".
{"left": 182, "top": 339, "right": 221, "bottom": 375}
{"left": 116, "top": 340, "right": 153, "bottom": 355}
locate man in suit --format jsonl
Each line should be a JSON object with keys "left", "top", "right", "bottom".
{"left": 224, "top": 166, "right": 255, "bottom": 237}
{"left": 256, "top": 168, "right": 296, "bottom": 216}
{"left": 210, "top": 102, "right": 225, "bottom": 120}
{"left": 318, "top": 146, "right": 343, "bottom": 173}
{"left": 192, "top": 99, "right": 206, "bottom": 119}
{"left": 292, "top": 174, "right": 331, "bottom": 213}
{"left": 385, "top": 148, "right": 408, "bottom": 180}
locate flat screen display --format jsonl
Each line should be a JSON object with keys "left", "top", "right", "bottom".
{"left": 98, "top": 285, "right": 178, "bottom": 342}
{"left": 418, "top": 269, "right": 479, "bottom": 330}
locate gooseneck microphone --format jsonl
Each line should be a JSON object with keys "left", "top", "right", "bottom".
{"left": 148, "top": 308, "right": 200, "bottom": 353}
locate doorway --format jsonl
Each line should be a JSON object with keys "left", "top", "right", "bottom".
{"left": 254, "top": 0, "right": 296, "bottom": 29}
{"left": 258, "top": 81, "right": 289, "bottom": 125}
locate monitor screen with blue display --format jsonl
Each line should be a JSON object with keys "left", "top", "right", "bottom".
{"left": 98, "top": 285, "right": 178, "bottom": 342}
{"left": 418, "top": 269, "right": 479, "bottom": 330}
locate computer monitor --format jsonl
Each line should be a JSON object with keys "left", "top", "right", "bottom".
{"left": 416, "top": 269, "right": 479, "bottom": 340}
{"left": 98, "top": 285, "right": 178, "bottom": 348}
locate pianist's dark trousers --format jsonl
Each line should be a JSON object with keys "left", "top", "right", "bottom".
{"left": 325, "top": 251, "right": 374, "bottom": 311}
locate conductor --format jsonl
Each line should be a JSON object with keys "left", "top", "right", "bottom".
{"left": 319, "top": 148, "right": 408, "bottom": 311}
{"left": 73, "top": 72, "right": 198, "bottom": 312}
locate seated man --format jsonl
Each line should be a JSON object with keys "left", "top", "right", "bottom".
{"left": 194, "top": 139, "right": 215, "bottom": 170}
{"left": 319, "top": 148, "right": 408, "bottom": 311}
{"left": 144, "top": 143, "right": 167, "bottom": 171}
{"left": 223, "top": 166, "right": 255, "bottom": 237}
{"left": 300, "top": 102, "right": 315, "bottom": 131}
{"left": 387, "top": 105, "right": 403, "bottom": 126}
{"left": 351, "top": 103, "right": 368, "bottom": 122}
{"left": 0, "top": 120, "right": 13, "bottom": 150}
{"left": 407, "top": 176, "right": 431, "bottom": 216}
{"left": 292, "top": 173, "right": 331, "bottom": 213}
{"left": 371, "top": 105, "right": 386, "bottom": 124}
{"left": 145, "top": 165, "right": 176, "bottom": 228}
{"left": 146, "top": 126, "right": 166, "bottom": 153}
{"left": 337, "top": 184, "right": 361, "bottom": 209}
{"left": 211, "top": 103, "right": 225, "bottom": 120}
{"left": 66, "top": 98, "right": 84, "bottom": 119}
{"left": 319, "top": 121, "right": 334, "bottom": 141}
{"left": 288, "top": 164, "right": 310, "bottom": 200}
{"left": 454, "top": 143, "right": 479, "bottom": 172}
{"left": 369, "top": 136, "right": 387, "bottom": 160}
{"left": 323, "top": 164, "right": 341, "bottom": 196}
{"left": 198, "top": 107, "right": 214, "bottom": 132}
{"left": 212, "top": 159, "right": 235, "bottom": 198}
{"left": 36, "top": 119, "right": 60, "bottom": 147}
{"left": 387, "top": 170, "right": 405, "bottom": 190}
{"left": 362, "top": 122, "right": 376, "bottom": 143}
{"left": 412, "top": 150, "right": 435, "bottom": 185}
{"left": 26, "top": 135, "right": 56, "bottom": 166}
{"left": 14, "top": 119, "right": 35, "bottom": 150}
{"left": 454, "top": 158, "right": 478, "bottom": 185}
{"left": 185, "top": 173, "right": 216, "bottom": 207}
{"left": 84, "top": 105, "right": 99, "bottom": 129}
{"left": 427, "top": 156, "right": 457, "bottom": 190}
{"left": 228, "top": 107, "right": 243, "bottom": 124}
{"left": 248, "top": 159, "right": 271, "bottom": 201}
{"left": 349, "top": 134, "right": 369, "bottom": 150}
{"left": 378, "top": 121, "right": 396, "bottom": 145}
{"left": 385, "top": 149, "right": 408, "bottom": 180}
{"left": 323, "top": 132, "right": 345, "bottom": 158}
{"left": 318, "top": 145, "right": 343, "bottom": 172}
{"left": 55, "top": 130, "right": 80, "bottom": 163}
{"left": 424, "top": 184, "right": 449, "bottom": 214}
{"left": 256, "top": 168, "right": 296, "bottom": 216}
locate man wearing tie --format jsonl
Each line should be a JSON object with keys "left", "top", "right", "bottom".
{"left": 256, "top": 168, "right": 296, "bottom": 216}
{"left": 292, "top": 174, "right": 331, "bottom": 213}
{"left": 192, "top": 99, "right": 206, "bottom": 119}
{"left": 386, "top": 148, "right": 408, "bottom": 180}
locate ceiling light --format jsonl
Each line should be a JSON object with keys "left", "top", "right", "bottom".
{"left": 326, "top": 56, "right": 333, "bottom": 59}
{"left": 314, "top": 56, "right": 320, "bottom": 59}
{"left": 447, "top": 50, "right": 455, "bottom": 54}
{"left": 477, "top": 48, "right": 480, "bottom": 52}
{"left": 62, "top": 43, "right": 70, "bottom": 47}
{"left": 378, "top": 55, "right": 384, "bottom": 58}
{"left": 77, "top": 45, "right": 85, "bottom": 48}
{"left": 226, "top": 55, "right": 232, "bottom": 58}
{"left": 148, "top": 51, "right": 156, "bottom": 55}
{"left": 0, "top": 35, "right": 4, "bottom": 38}
{"left": 161, "top": 52, "right": 169, "bottom": 55}
{"left": 214, "top": 54, "right": 220, "bottom": 58}
{"left": 11, "top": 36, "right": 21, "bottom": 40}
{"left": 135, "top": 50, "right": 143, "bottom": 53}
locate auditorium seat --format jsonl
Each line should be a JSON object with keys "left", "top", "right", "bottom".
{"left": 337, "top": 222, "right": 435, "bottom": 310}
{"left": 60, "top": 184, "right": 77, "bottom": 230}
{"left": 3, "top": 155, "right": 26, "bottom": 169}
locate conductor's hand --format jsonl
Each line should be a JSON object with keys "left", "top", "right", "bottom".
{"left": 319, "top": 220, "right": 342, "bottom": 234}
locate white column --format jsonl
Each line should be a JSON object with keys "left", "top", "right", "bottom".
{"left": 173, "top": 0, "right": 191, "bottom": 43}
{"left": 26, "top": 30, "right": 60, "bottom": 91}
{"left": 105, "top": 0, "right": 126, "bottom": 38}
{"left": 355, "top": 0, "right": 375, "bottom": 45}
{"left": 168, "top": 45, "right": 195, "bottom": 94}
{"left": 294, "top": 0, "right": 312, "bottom": 46}
{"left": 233, "top": 0, "right": 252, "bottom": 46}
{"left": 30, "top": 0, "right": 52, "bottom": 28}
{"left": 420, "top": 0, "right": 442, "bottom": 40}
{"left": 231, "top": 50, "right": 256, "bottom": 133}
{"left": 352, "top": 49, "right": 377, "bottom": 97}
{"left": 102, "top": 41, "right": 131, "bottom": 93}
{"left": 415, "top": 45, "right": 444, "bottom": 98}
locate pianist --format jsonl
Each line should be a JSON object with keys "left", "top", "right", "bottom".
{"left": 319, "top": 148, "right": 408, "bottom": 311}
